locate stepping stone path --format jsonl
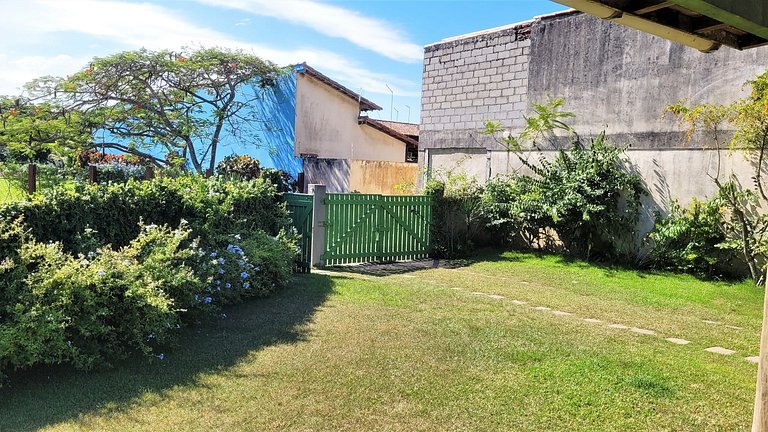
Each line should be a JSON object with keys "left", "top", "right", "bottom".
{"left": 705, "top": 347, "right": 736, "bottom": 355}
{"left": 447, "top": 276, "right": 751, "bottom": 359}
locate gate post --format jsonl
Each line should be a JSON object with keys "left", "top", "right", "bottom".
{"left": 310, "top": 184, "right": 326, "bottom": 268}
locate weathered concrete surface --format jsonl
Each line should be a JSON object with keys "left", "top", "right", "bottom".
{"left": 303, "top": 158, "right": 349, "bottom": 193}
{"left": 349, "top": 160, "right": 418, "bottom": 195}
{"left": 419, "top": 10, "right": 768, "bottom": 205}
{"left": 304, "top": 158, "right": 418, "bottom": 194}
{"left": 526, "top": 12, "right": 768, "bottom": 149}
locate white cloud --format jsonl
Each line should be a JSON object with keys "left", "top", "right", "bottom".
{"left": 196, "top": 0, "right": 423, "bottom": 63}
{"left": 0, "top": 0, "right": 418, "bottom": 97}
{"left": 0, "top": 54, "right": 90, "bottom": 96}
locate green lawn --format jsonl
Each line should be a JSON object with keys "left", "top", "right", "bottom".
{"left": 1, "top": 251, "right": 762, "bottom": 431}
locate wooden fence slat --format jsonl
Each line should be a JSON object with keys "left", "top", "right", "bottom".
{"left": 321, "top": 193, "right": 432, "bottom": 265}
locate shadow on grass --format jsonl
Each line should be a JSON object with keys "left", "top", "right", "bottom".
{"left": 326, "top": 258, "right": 470, "bottom": 276}
{"left": 0, "top": 273, "right": 336, "bottom": 432}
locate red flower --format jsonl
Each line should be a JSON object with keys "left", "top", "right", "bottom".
{"left": 178, "top": 56, "right": 187, "bottom": 63}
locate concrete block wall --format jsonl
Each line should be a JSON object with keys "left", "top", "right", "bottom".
{"left": 420, "top": 23, "right": 532, "bottom": 152}
{"left": 419, "top": 10, "right": 768, "bottom": 217}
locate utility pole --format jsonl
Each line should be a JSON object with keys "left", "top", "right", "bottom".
{"left": 385, "top": 84, "right": 394, "bottom": 121}
{"left": 405, "top": 105, "right": 411, "bottom": 123}
{"left": 393, "top": 107, "right": 399, "bottom": 122}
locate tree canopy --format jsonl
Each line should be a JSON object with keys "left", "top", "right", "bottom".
{"left": 22, "top": 47, "right": 284, "bottom": 174}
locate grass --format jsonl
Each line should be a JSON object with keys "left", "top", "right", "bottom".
{"left": 1, "top": 250, "right": 762, "bottom": 431}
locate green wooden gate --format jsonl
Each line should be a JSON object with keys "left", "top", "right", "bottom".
{"left": 285, "top": 193, "right": 313, "bottom": 273}
{"left": 322, "top": 193, "right": 432, "bottom": 266}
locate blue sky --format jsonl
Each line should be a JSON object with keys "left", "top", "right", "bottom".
{"left": 0, "top": 0, "right": 566, "bottom": 123}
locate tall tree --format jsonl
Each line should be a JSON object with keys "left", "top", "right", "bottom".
{"left": 27, "top": 47, "right": 283, "bottom": 174}
{"left": 0, "top": 96, "right": 92, "bottom": 162}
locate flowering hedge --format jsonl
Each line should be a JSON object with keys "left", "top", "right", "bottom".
{"left": 0, "top": 176, "right": 297, "bottom": 384}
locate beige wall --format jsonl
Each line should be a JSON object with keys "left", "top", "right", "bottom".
{"left": 294, "top": 74, "right": 406, "bottom": 162}
{"left": 349, "top": 160, "right": 418, "bottom": 195}
{"left": 425, "top": 147, "right": 759, "bottom": 234}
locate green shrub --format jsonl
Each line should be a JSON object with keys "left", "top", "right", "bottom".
{"left": 482, "top": 134, "right": 645, "bottom": 261}
{"left": 423, "top": 171, "right": 487, "bottom": 258}
{"left": 216, "top": 154, "right": 261, "bottom": 180}
{"left": 646, "top": 182, "right": 753, "bottom": 279}
{"left": 0, "top": 175, "right": 289, "bottom": 254}
{"left": 0, "top": 222, "right": 297, "bottom": 382}
{"left": 0, "top": 224, "right": 192, "bottom": 377}
{"left": 0, "top": 174, "right": 298, "bottom": 383}
{"left": 92, "top": 163, "right": 146, "bottom": 184}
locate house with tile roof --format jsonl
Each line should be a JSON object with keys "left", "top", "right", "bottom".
{"left": 242, "top": 63, "right": 418, "bottom": 193}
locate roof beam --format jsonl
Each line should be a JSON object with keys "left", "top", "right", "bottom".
{"left": 635, "top": 1, "right": 674, "bottom": 15}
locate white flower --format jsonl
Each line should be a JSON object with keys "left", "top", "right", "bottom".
{"left": 96, "top": 269, "right": 106, "bottom": 277}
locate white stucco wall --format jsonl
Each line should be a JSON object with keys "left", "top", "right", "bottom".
{"left": 294, "top": 74, "right": 406, "bottom": 162}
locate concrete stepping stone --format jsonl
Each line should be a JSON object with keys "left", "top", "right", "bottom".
{"left": 451, "top": 287, "right": 462, "bottom": 291}
{"left": 725, "top": 325, "right": 743, "bottom": 330}
{"left": 608, "top": 324, "right": 629, "bottom": 329}
{"left": 702, "top": 320, "right": 720, "bottom": 325}
{"left": 521, "top": 281, "right": 530, "bottom": 285}
{"left": 583, "top": 318, "right": 602, "bottom": 324}
{"left": 510, "top": 300, "right": 527, "bottom": 305}
{"left": 533, "top": 306, "right": 551, "bottom": 311}
{"left": 401, "top": 275, "right": 416, "bottom": 278}
{"left": 487, "top": 294, "right": 505, "bottom": 299}
{"left": 666, "top": 338, "right": 690, "bottom": 345}
{"left": 705, "top": 347, "right": 736, "bottom": 355}
{"left": 630, "top": 327, "right": 655, "bottom": 336}
{"left": 470, "top": 292, "right": 485, "bottom": 296}
{"left": 746, "top": 356, "right": 760, "bottom": 364}
{"left": 551, "top": 310, "right": 572, "bottom": 316}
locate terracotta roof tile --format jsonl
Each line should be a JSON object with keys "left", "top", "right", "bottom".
{"left": 358, "top": 116, "right": 419, "bottom": 146}
{"left": 375, "top": 120, "right": 419, "bottom": 138}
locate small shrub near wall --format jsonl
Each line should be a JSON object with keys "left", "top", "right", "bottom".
{"left": 482, "top": 134, "right": 645, "bottom": 262}
{"left": 423, "top": 171, "right": 489, "bottom": 258}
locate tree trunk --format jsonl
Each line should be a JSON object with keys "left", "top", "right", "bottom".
{"left": 754, "top": 270, "right": 768, "bottom": 431}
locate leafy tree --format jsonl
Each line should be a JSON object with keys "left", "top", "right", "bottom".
{"left": 666, "top": 71, "right": 768, "bottom": 282}
{"left": 26, "top": 47, "right": 284, "bottom": 174}
{"left": 0, "top": 97, "right": 91, "bottom": 162}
